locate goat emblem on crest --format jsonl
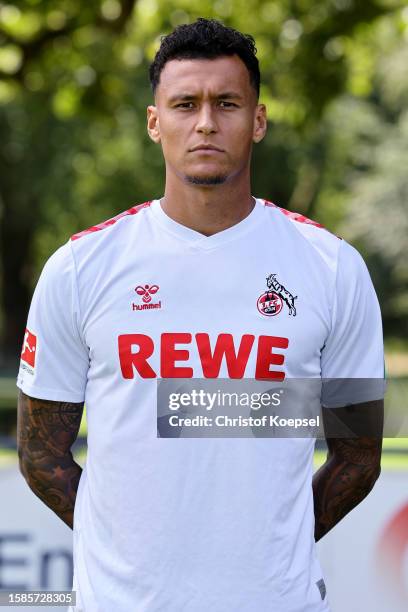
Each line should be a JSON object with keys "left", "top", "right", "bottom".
{"left": 257, "top": 274, "right": 298, "bottom": 317}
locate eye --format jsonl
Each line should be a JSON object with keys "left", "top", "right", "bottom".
{"left": 175, "top": 102, "right": 195, "bottom": 109}
{"left": 219, "top": 101, "right": 237, "bottom": 108}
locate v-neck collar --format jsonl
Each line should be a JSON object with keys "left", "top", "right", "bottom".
{"left": 150, "top": 197, "right": 265, "bottom": 251}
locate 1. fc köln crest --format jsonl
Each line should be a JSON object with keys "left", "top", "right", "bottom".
{"left": 257, "top": 274, "right": 298, "bottom": 317}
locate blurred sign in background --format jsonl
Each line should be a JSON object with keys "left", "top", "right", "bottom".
{"left": 0, "top": 445, "right": 407, "bottom": 612}
{"left": 0, "top": 0, "right": 407, "bottom": 610}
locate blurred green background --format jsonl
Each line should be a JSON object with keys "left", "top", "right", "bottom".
{"left": 0, "top": 0, "right": 407, "bottom": 449}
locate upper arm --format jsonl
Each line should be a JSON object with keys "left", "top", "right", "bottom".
{"left": 322, "top": 398, "right": 384, "bottom": 440}
{"left": 319, "top": 243, "right": 385, "bottom": 474}
{"left": 321, "top": 240, "right": 386, "bottom": 409}
{"left": 322, "top": 399, "right": 383, "bottom": 474}
{"left": 16, "top": 242, "right": 89, "bottom": 403}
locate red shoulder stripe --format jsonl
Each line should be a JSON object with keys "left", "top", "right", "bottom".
{"left": 263, "top": 199, "right": 326, "bottom": 230}
{"left": 71, "top": 201, "right": 152, "bottom": 241}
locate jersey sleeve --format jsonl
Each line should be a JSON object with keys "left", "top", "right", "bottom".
{"left": 320, "top": 239, "right": 386, "bottom": 408}
{"left": 16, "top": 241, "right": 89, "bottom": 402}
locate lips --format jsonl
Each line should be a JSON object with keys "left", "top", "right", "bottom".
{"left": 189, "top": 144, "right": 224, "bottom": 152}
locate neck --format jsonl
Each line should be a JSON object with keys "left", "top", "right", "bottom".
{"left": 160, "top": 167, "right": 254, "bottom": 237}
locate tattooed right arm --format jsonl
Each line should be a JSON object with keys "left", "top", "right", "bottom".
{"left": 17, "top": 390, "right": 84, "bottom": 529}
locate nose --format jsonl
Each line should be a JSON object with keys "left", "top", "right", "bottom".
{"left": 195, "top": 103, "right": 217, "bottom": 135}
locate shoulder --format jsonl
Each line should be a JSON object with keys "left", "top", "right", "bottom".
{"left": 260, "top": 198, "right": 343, "bottom": 274}
{"left": 262, "top": 200, "right": 372, "bottom": 290}
{"left": 68, "top": 200, "right": 154, "bottom": 273}
{"left": 70, "top": 200, "right": 153, "bottom": 243}
{"left": 335, "top": 239, "right": 374, "bottom": 292}
{"left": 38, "top": 240, "right": 73, "bottom": 282}
{"left": 28, "top": 241, "right": 76, "bottom": 311}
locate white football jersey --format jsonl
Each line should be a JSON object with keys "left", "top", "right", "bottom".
{"left": 17, "top": 197, "right": 385, "bottom": 612}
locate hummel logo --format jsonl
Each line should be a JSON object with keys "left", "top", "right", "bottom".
{"left": 133, "top": 284, "right": 162, "bottom": 311}
{"left": 135, "top": 284, "right": 159, "bottom": 303}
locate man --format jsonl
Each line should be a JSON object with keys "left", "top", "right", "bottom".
{"left": 17, "top": 18, "right": 385, "bottom": 612}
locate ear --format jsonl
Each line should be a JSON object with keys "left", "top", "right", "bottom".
{"left": 147, "top": 105, "right": 161, "bottom": 143}
{"left": 253, "top": 103, "right": 267, "bottom": 144}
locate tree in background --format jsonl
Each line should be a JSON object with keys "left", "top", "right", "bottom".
{"left": 0, "top": 0, "right": 406, "bottom": 367}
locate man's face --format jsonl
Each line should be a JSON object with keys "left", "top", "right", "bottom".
{"left": 147, "top": 55, "right": 267, "bottom": 186}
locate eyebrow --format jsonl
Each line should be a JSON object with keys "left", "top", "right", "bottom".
{"left": 167, "top": 92, "right": 244, "bottom": 103}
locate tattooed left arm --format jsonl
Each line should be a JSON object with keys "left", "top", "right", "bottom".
{"left": 17, "top": 390, "right": 84, "bottom": 530}
{"left": 313, "top": 399, "right": 383, "bottom": 542}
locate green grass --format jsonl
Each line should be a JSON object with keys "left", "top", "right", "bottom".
{"left": 314, "top": 447, "right": 408, "bottom": 471}
{"left": 79, "top": 406, "right": 87, "bottom": 436}
{"left": 0, "top": 448, "right": 19, "bottom": 467}
{"left": 2, "top": 447, "right": 407, "bottom": 471}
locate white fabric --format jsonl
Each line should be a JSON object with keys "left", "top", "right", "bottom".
{"left": 16, "top": 197, "right": 385, "bottom": 612}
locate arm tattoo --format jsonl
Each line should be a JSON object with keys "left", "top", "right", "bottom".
{"left": 17, "top": 390, "right": 84, "bottom": 529}
{"left": 313, "top": 436, "right": 382, "bottom": 542}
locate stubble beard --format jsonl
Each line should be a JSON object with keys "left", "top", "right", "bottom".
{"left": 184, "top": 174, "right": 228, "bottom": 186}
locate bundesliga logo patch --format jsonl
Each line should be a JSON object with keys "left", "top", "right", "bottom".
{"left": 21, "top": 328, "right": 37, "bottom": 371}
{"left": 257, "top": 274, "right": 297, "bottom": 317}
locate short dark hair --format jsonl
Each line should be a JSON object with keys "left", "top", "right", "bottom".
{"left": 149, "top": 18, "right": 260, "bottom": 98}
